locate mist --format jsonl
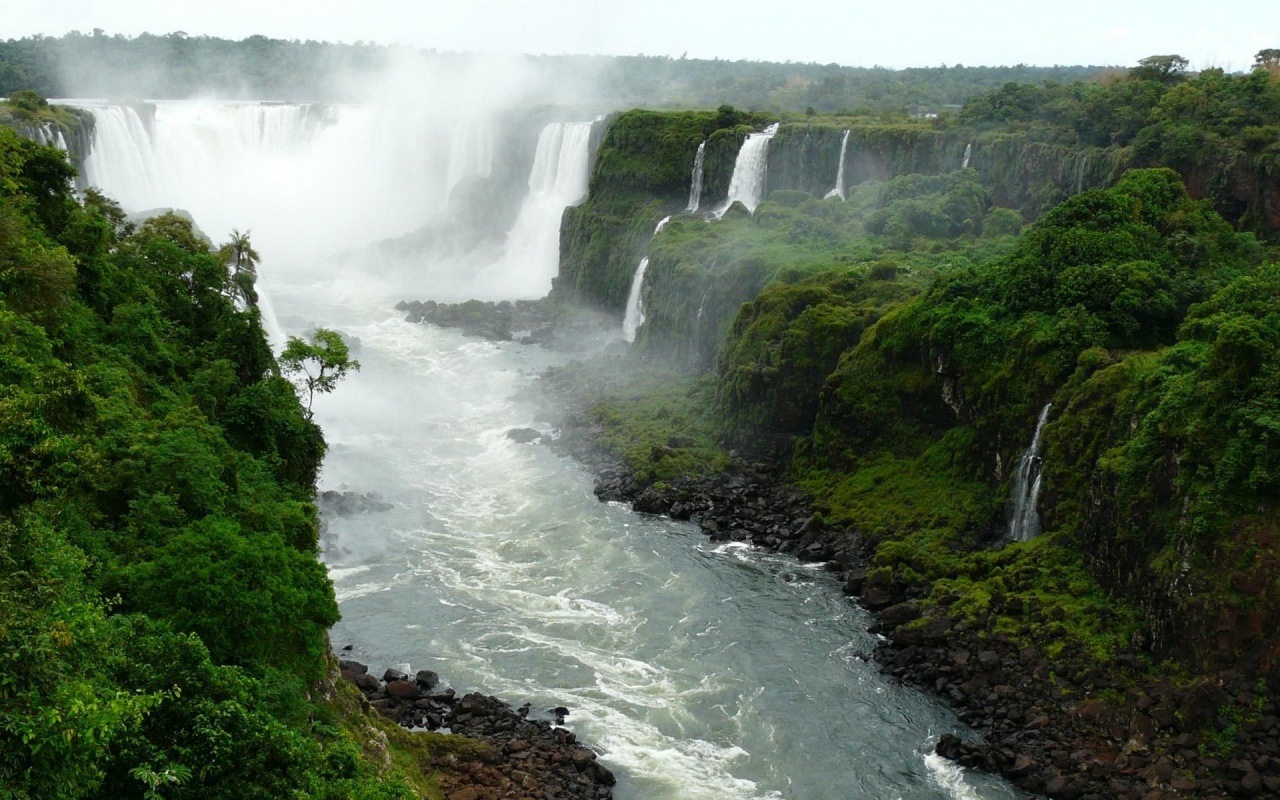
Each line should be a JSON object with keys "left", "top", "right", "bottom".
{"left": 64, "top": 48, "right": 612, "bottom": 311}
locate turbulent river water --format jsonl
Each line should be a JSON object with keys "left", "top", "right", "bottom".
{"left": 275, "top": 282, "right": 1023, "bottom": 800}
{"left": 68, "top": 97, "right": 1027, "bottom": 800}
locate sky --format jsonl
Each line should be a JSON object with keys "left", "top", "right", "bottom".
{"left": 4, "top": 0, "right": 1277, "bottom": 70}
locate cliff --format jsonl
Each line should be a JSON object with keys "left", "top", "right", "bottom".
{"left": 0, "top": 96, "right": 94, "bottom": 177}
{"left": 551, "top": 108, "right": 756, "bottom": 314}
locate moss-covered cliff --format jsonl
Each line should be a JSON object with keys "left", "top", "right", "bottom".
{"left": 551, "top": 108, "right": 759, "bottom": 313}
{"left": 0, "top": 92, "right": 95, "bottom": 176}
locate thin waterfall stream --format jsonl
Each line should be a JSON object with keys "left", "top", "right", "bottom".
{"left": 1008, "top": 403, "right": 1052, "bottom": 542}
{"left": 622, "top": 216, "right": 670, "bottom": 342}
{"left": 687, "top": 141, "right": 707, "bottom": 213}
{"left": 824, "top": 129, "right": 850, "bottom": 200}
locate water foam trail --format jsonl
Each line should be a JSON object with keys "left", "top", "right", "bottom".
{"left": 925, "top": 752, "right": 985, "bottom": 800}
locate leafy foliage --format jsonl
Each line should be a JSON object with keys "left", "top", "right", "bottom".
{"left": 280, "top": 329, "right": 360, "bottom": 418}
{"left": 0, "top": 129, "right": 408, "bottom": 798}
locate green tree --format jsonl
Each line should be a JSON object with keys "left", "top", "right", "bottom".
{"left": 279, "top": 329, "right": 360, "bottom": 417}
{"left": 6, "top": 89, "right": 46, "bottom": 113}
{"left": 1130, "top": 54, "right": 1190, "bottom": 85}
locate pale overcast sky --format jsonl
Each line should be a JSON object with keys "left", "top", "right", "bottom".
{"left": 4, "top": 0, "right": 1276, "bottom": 70}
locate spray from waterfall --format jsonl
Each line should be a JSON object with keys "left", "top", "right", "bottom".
{"left": 824, "top": 129, "right": 851, "bottom": 201}
{"left": 71, "top": 99, "right": 503, "bottom": 259}
{"left": 962, "top": 142, "right": 972, "bottom": 170}
{"left": 714, "top": 123, "right": 780, "bottom": 217}
{"left": 686, "top": 141, "right": 707, "bottom": 213}
{"left": 1008, "top": 403, "right": 1052, "bottom": 542}
{"left": 622, "top": 215, "right": 672, "bottom": 342}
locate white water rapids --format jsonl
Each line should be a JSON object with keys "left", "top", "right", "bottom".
{"left": 64, "top": 97, "right": 1025, "bottom": 800}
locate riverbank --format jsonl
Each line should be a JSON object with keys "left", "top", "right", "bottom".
{"left": 333, "top": 657, "right": 615, "bottom": 800}
{"left": 530, "top": 361, "right": 1280, "bottom": 800}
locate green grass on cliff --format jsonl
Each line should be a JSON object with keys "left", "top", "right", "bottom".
{"left": 549, "top": 358, "right": 731, "bottom": 483}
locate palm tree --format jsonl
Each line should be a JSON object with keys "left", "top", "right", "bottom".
{"left": 218, "top": 229, "right": 260, "bottom": 308}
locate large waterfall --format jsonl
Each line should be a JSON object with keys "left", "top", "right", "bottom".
{"left": 686, "top": 141, "right": 706, "bottom": 213}
{"left": 64, "top": 99, "right": 595, "bottom": 300}
{"left": 484, "top": 121, "right": 593, "bottom": 298}
{"left": 73, "top": 100, "right": 498, "bottom": 261}
{"left": 1008, "top": 403, "right": 1052, "bottom": 542}
{"left": 621, "top": 216, "right": 671, "bottom": 342}
{"left": 715, "top": 123, "right": 780, "bottom": 216}
{"left": 824, "top": 129, "right": 851, "bottom": 201}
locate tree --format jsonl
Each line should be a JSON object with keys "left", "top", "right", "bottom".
{"left": 1130, "top": 54, "right": 1190, "bottom": 85}
{"left": 6, "top": 89, "right": 47, "bottom": 113}
{"left": 216, "top": 228, "right": 259, "bottom": 307}
{"left": 278, "top": 328, "right": 359, "bottom": 417}
{"left": 1256, "top": 48, "right": 1280, "bottom": 72}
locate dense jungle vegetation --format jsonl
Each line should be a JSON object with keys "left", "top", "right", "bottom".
{"left": 0, "top": 128, "right": 439, "bottom": 799}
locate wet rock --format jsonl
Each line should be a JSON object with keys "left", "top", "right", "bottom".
{"left": 386, "top": 680, "right": 420, "bottom": 700}
{"left": 506, "top": 428, "right": 542, "bottom": 444}
{"left": 343, "top": 657, "right": 613, "bottom": 800}
{"left": 416, "top": 669, "right": 441, "bottom": 689}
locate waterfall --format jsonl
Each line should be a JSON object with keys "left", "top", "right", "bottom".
{"left": 823, "top": 129, "right": 851, "bottom": 201}
{"left": 695, "top": 285, "right": 712, "bottom": 321}
{"left": 962, "top": 142, "right": 972, "bottom": 170}
{"left": 686, "top": 141, "right": 706, "bottom": 212}
{"left": 714, "top": 123, "right": 780, "bottom": 217}
{"left": 69, "top": 99, "right": 504, "bottom": 261}
{"left": 1008, "top": 403, "right": 1052, "bottom": 542}
{"left": 28, "top": 121, "right": 69, "bottom": 151}
{"left": 621, "top": 215, "right": 672, "bottom": 342}
{"left": 621, "top": 257, "right": 651, "bottom": 342}
{"left": 1074, "top": 154, "right": 1090, "bottom": 196}
{"left": 444, "top": 114, "right": 496, "bottom": 197}
{"left": 64, "top": 97, "right": 565, "bottom": 301}
{"left": 484, "top": 121, "right": 592, "bottom": 298}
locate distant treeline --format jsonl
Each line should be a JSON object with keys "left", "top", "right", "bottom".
{"left": 1, "top": 29, "right": 1104, "bottom": 110}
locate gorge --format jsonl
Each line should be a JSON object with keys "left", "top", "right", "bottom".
{"left": 4, "top": 46, "right": 1280, "bottom": 800}
{"left": 64, "top": 97, "right": 1024, "bottom": 799}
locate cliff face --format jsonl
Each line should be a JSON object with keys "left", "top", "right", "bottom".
{"left": 559, "top": 109, "right": 1276, "bottom": 342}
{"left": 763, "top": 121, "right": 1280, "bottom": 240}
{"left": 0, "top": 104, "right": 95, "bottom": 178}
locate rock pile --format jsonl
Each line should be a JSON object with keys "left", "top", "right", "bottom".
{"left": 339, "top": 660, "right": 615, "bottom": 800}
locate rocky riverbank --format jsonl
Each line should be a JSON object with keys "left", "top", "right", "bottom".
{"left": 337, "top": 658, "right": 615, "bottom": 800}
{"left": 532, "top": 375, "right": 1280, "bottom": 800}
